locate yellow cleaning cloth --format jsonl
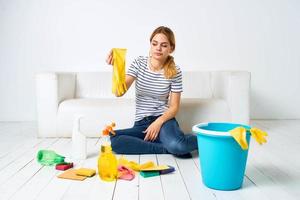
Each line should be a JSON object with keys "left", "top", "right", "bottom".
{"left": 229, "top": 127, "right": 249, "bottom": 150}
{"left": 229, "top": 127, "right": 268, "bottom": 150}
{"left": 112, "top": 48, "right": 127, "bottom": 96}
{"left": 118, "top": 156, "right": 155, "bottom": 171}
{"left": 250, "top": 127, "right": 268, "bottom": 145}
{"left": 140, "top": 165, "right": 169, "bottom": 171}
{"left": 75, "top": 168, "right": 96, "bottom": 177}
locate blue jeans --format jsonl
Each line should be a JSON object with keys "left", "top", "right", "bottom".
{"left": 110, "top": 116, "right": 198, "bottom": 155}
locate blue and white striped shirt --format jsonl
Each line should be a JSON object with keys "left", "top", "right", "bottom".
{"left": 126, "top": 56, "right": 183, "bottom": 121}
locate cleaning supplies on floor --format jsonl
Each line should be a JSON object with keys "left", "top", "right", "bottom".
{"left": 158, "top": 165, "right": 175, "bottom": 175}
{"left": 118, "top": 156, "right": 155, "bottom": 171}
{"left": 55, "top": 162, "right": 74, "bottom": 171}
{"left": 112, "top": 48, "right": 127, "bottom": 96}
{"left": 229, "top": 126, "right": 268, "bottom": 150}
{"left": 58, "top": 169, "right": 87, "bottom": 181}
{"left": 37, "top": 150, "right": 65, "bottom": 166}
{"left": 118, "top": 156, "right": 175, "bottom": 178}
{"left": 98, "top": 122, "right": 118, "bottom": 182}
{"left": 76, "top": 168, "right": 96, "bottom": 177}
{"left": 140, "top": 171, "right": 160, "bottom": 178}
{"left": 117, "top": 165, "right": 135, "bottom": 181}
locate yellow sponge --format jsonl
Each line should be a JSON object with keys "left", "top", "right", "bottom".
{"left": 75, "top": 168, "right": 96, "bottom": 177}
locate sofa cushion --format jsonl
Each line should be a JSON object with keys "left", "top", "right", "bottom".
{"left": 56, "top": 98, "right": 229, "bottom": 137}
{"left": 181, "top": 72, "right": 213, "bottom": 98}
{"left": 75, "top": 72, "right": 135, "bottom": 99}
{"left": 57, "top": 98, "right": 135, "bottom": 137}
{"left": 177, "top": 98, "right": 230, "bottom": 132}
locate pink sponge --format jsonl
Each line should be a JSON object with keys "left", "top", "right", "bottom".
{"left": 56, "top": 163, "right": 73, "bottom": 171}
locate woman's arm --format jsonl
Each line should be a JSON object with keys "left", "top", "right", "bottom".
{"left": 157, "top": 92, "right": 181, "bottom": 124}
{"left": 144, "top": 92, "right": 181, "bottom": 141}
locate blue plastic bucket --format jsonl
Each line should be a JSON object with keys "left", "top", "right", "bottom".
{"left": 192, "top": 122, "right": 251, "bottom": 190}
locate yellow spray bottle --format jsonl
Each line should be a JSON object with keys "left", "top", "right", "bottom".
{"left": 98, "top": 122, "right": 118, "bottom": 181}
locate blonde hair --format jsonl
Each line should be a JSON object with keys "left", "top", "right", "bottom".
{"left": 150, "top": 26, "right": 177, "bottom": 79}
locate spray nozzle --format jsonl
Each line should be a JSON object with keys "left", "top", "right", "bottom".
{"left": 102, "top": 122, "right": 116, "bottom": 136}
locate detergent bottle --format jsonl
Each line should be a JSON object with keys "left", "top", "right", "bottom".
{"left": 98, "top": 123, "right": 118, "bottom": 181}
{"left": 72, "top": 115, "right": 87, "bottom": 160}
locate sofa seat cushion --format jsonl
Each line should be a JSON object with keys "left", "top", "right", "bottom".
{"left": 56, "top": 98, "right": 230, "bottom": 137}
{"left": 177, "top": 98, "right": 230, "bottom": 132}
{"left": 57, "top": 98, "right": 135, "bottom": 137}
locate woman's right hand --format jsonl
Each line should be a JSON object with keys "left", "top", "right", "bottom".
{"left": 106, "top": 49, "right": 113, "bottom": 65}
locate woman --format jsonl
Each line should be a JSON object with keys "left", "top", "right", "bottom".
{"left": 106, "top": 26, "right": 198, "bottom": 157}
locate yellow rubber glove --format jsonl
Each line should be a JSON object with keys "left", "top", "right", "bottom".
{"left": 229, "top": 127, "right": 249, "bottom": 150}
{"left": 112, "top": 48, "right": 127, "bottom": 96}
{"left": 250, "top": 127, "right": 268, "bottom": 145}
{"left": 118, "top": 156, "right": 155, "bottom": 171}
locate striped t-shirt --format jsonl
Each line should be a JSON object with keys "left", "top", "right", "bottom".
{"left": 126, "top": 56, "right": 183, "bottom": 121}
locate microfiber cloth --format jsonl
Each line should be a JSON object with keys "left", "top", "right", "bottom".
{"left": 117, "top": 165, "right": 135, "bottom": 181}
{"left": 118, "top": 156, "right": 155, "bottom": 171}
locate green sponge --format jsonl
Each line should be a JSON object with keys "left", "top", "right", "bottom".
{"left": 140, "top": 171, "right": 160, "bottom": 178}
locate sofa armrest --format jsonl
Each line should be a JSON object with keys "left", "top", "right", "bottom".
{"left": 225, "top": 71, "right": 251, "bottom": 125}
{"left": 210, "top": 71, "right": 250, "bottom": 125}
{"left": 36, "top": 72, "right": 76, "bottom": 137}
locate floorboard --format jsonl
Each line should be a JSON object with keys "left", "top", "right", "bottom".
{"left": 0, "top": 120, "right": 299, "bottom": 200}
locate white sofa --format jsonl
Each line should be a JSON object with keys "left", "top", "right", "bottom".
{"left": 35, "top": 71, "right": 250, "bottom": 137}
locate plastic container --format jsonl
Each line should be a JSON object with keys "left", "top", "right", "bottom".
{"left": 37, "top": 150, "right": 65, "bottom": 166}
{"left": 192, "top": 122, "right": 251, "bottom": 190}
{"left": 72, "top": 115, "right": 87, "bottom": 160}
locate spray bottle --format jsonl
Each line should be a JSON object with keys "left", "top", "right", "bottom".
{"left": 72, "top": 115, "right": 87, "bottom": 160}
{"left": 98, "top": 122, "right": 118, "bottom": 181}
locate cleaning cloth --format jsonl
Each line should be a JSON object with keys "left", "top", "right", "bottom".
{"left": 118, "top": 156, "right": 155, "bottom": 171}
{"left": 117, "top": 165, "right": 135, "bottom": 181}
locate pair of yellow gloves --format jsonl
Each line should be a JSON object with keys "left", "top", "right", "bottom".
{"left": 229, "top": 127, "right": 268, "bottom": 150}
{"left": 112, "top": 48, "right": 127, "bottom": 96}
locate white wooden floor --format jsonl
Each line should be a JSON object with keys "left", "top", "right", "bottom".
{"left": 0, "top": 120, "right": 299, "bottom": 200}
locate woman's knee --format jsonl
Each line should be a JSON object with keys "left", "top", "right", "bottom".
{"left": 163, "top": 140, "right": 187, "bottom": 155}
{"left": 110, "top": 136, "right": 122, "bottom": 153}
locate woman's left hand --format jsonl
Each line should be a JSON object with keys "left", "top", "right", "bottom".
{"left": 143, "top": 119, "right": 163, "bottom": 142}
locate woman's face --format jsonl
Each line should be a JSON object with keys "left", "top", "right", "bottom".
{"left": 150, "top": 33, "right": 173, "bottom": 62}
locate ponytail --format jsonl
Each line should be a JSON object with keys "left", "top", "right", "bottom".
{"left": 163, "top": 55, "right": 177, "bottom": 79}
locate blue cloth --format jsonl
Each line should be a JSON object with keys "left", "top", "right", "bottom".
{"left": 110, "top": 116, "right": 198, "bottom": 155}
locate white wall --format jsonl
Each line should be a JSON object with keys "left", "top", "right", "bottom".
{"left": 0, "top": 0, "right": 299, "bottom": 121}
